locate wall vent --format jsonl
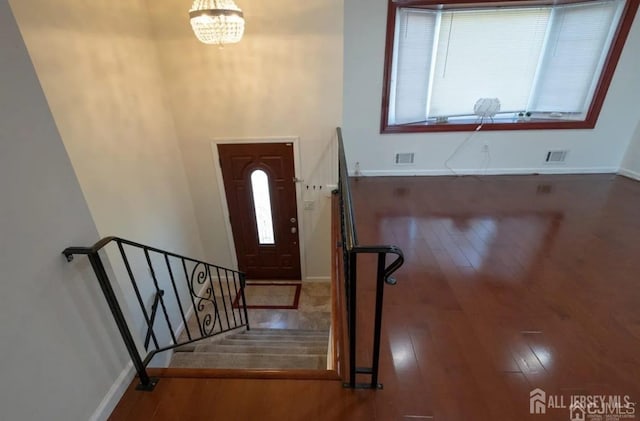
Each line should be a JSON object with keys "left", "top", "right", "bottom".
{"left": 395, "top": 152, "right": 415, "bottom": 165}
{"left": 545, "top": 150, "right": 568, "bottom": 163}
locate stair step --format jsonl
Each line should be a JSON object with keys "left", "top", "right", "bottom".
{"left": 219, "top": 338, "right": 327, "bottom": 348}
{"left": 174, "top": 344, "right": 197, "bottom": 352}
{"left": 229, "top": 333, "right": 328, "bottom": 342}
{"left": 170, "top": 352, "right": 327, "bottom": 370}
{"left": 176, "top": 332, "right": 244, "bottom": 349}
{"left": 172, "top": 328, "right": 329, "bottom": 351}
{"left": 193, "top": 343, "right": 328, "bottom": 355}
{"left": 238, "top": 334, "right": 329, "bottom": 340}
{"left": 246, "top": 329, "right": 329, "bottom": 337}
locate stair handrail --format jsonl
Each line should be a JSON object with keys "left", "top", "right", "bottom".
{"left": 63, "top": 236, "right": 250, "bottom": 391}
{"left": 336, "top": 127, "right": 405, "bottom": 389}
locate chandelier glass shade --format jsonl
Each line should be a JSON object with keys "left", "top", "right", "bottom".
{"left": 189, "top": 0, "right": 245, "bottom": 45}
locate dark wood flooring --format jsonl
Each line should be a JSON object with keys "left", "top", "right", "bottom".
{"left": 111, "top": 174, "right": 640, "bottom": 421}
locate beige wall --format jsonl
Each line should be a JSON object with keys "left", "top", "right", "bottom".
{"left": 0, "top": 4, "right": 129, "bottom": 419}
{"left": 146, "top": 0, "right": 344, "bottom": 278}
{"left": 10, "top": 0, "right": 204, "bottom": 260}
{"left": 9, "top": 0, "right": 211, "bottom": 404}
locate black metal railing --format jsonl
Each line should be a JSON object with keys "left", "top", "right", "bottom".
{"left": 144, "top": 290, "right": 164, "bottom": 350}
{"left": 63, "top": 237, "right": 250, "bottom": 391}
{"left": 336, "top": 127, "right": 404, "bottom": 389}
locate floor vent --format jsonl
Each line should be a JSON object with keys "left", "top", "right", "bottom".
{"left": 537, "top": 184, "right": 552, "bottom": 194}
{"left": 545, "top": 150, "right": 568, "bottom": 163}
{"left": 395, "top": 152, "right": 415, "bottom": 165}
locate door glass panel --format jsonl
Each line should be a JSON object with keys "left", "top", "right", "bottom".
{"left": 250, "top": 169, "right": 275, "bottom": 245}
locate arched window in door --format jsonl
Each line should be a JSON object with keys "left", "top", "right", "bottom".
{"left": 250, "top": 169, "right": 275, "bottom": 245}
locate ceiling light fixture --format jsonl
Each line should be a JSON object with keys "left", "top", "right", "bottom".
{"left": 189, "top": 0, "right": 245, "bottom": 45}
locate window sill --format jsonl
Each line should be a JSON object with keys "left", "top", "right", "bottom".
{"left": 381, "top": 118, "right": 596, "bottom": 134}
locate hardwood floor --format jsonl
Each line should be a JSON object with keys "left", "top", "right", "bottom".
{"left": 111, "top": 174, "right": 640, "bottom": 421}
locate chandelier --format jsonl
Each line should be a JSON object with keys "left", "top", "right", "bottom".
{"left": 189, "top": 0, "right": 245, "bottom": 45}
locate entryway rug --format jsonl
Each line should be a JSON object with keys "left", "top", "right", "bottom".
{"left": 232, "top": 282, "right": 301, "bottom": 309}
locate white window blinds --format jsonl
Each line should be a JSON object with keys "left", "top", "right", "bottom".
{"left": 430, "top": 8, "right": 550, "bottom": 117}
{"left": 389, "top": 0, "right": 625, "bottom": 125}
{"left": 528, "top": 1, "right": 624, "bottom": 115}
{"left": 390, "top": 9, "right": 436, "bottom": 125}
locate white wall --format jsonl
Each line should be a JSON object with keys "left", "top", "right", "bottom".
{"left": 146, "top": 0, "right": 343, "bottom": 279}
{"left": 343, "top": 0, "right": 640, "bottom": 176}
{"left": 620, "top": 120, "right": 640, "bottom": 180}
{"left": 0, "top": 4, "right": 130, "bottom": 420}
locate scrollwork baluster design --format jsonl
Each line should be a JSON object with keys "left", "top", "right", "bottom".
{"left": 189, "top": 262, "right": 220, "bottom": 337}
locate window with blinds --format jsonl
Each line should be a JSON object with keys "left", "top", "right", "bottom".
{"left": 383, "top": 0, "right": 633, "bottom": 131}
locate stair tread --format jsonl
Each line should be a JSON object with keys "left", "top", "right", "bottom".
{"left": 194, "top": 344, "right": 328, "bottom": 354}
{"left": 190, "top": 350, "right": 327, "bottom": 357}
{"left": 170, "top": 352, "right": 327, "bottom": 370}
{"left": 245, "top": 328, "right": 329, "bottom": 334}
{"left": 229, "top": 334, "right": 328, "bottom": 341}
{"left": 236, "top": 334, "right": 329, "bottom": 340}
{"left": 170, "top": 327, "right": 330, "bottom": 370}
{"left": 220, "top": 339, "right": 327, "bottom": 347}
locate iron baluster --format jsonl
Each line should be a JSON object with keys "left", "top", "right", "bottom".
{"left": 370, "top": 252, "right": 386, "bottom": 389}
{"left": 230, "top": 270, "right": 242, "bottom": 325}
{"left": 206, "top": 265, "right": 223, "bottom": 334}
{"left": 215, "top": 267, "right": 232, "bottom": 330}
{"left": 190, "top": 262, "right": 216, "bottom": 335}
{"left": 86, "top": 251, "right": 157, "bottom": 391}
{"left": 182, "top": 259, "right": 205, "bottom": 337}
{"left": 239, "top": 273, "right": 250, "bottom": 331}
{"left": 144, "top": 290, "right": 164, "bottom": 350}
{"left": 117, "top": 241, "right": 160, "bottom": 351}
{"left": 165, "top": 254, "right": 191, "bottom": 342}
{"left": 347, "top": 251, "right": 357, "bottom": 389}
{"left": 144, "top": 249, "right": 177, "bottom": 345}
{"left": 225, "top": 269, "right": 239, "bottom": 327}
{"left": 63, "top": 236, "right": 250, "bottom": 393}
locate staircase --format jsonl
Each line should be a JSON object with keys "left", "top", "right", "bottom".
{"left": 170, "top": 328, "right": 329, "bottom": 370}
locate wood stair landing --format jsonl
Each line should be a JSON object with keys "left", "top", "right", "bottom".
{"left": 169, "top": 328, "right": 329, "bottom": 370}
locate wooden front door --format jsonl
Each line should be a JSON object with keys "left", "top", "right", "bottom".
{"left": 218, "top": 143, "right": 301, "bottom": 280}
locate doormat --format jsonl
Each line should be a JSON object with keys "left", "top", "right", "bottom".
{"left": 232, "top": 282, "right": 301, "bottom": 310}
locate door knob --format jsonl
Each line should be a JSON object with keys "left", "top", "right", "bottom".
{"left": 291, "top": 227, "right": 297, "bottom": 234}
{"left": 290, "top": 218, "right": 297, "bottom": 223}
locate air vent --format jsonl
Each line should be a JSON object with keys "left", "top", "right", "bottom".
{"left": 537, "top": 184, "right": 552, "bottom": 194}
{"left": 395, "top": 152, "right": 415, "bottom": 165}
{"left": 545, "top": 150, "right": 568, "bottom": 163}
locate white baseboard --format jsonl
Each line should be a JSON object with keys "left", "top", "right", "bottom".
{"left": 305, "top": 276, "right": 331, "bottom": 282}
{"left": 357, "top": 167, "right": 619, "bottom": 177}
{"left": 619, "top": 168, "right": 640, "bottom": 181}
{"left": 90, "top": 362, "right": 134, "bottom": 421}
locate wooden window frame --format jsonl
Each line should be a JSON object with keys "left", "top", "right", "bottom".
{"left": 380, "top": 0, "right": 639, "bottom": 134}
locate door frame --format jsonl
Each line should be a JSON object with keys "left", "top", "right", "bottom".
{"left": 210, "top": 137, "right": 307, "bottom": 281}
